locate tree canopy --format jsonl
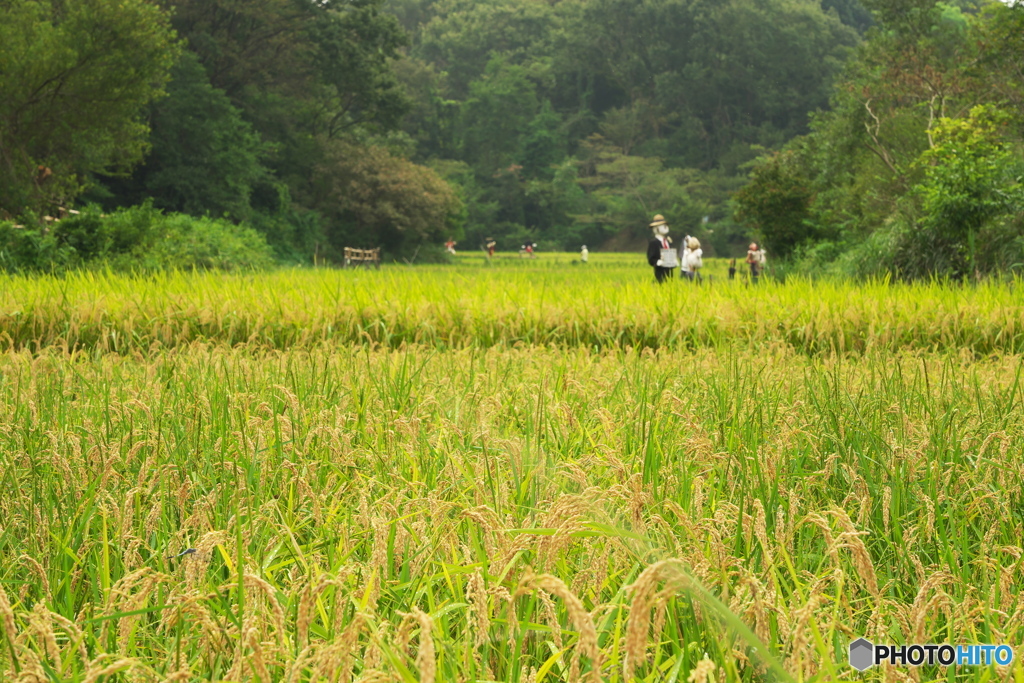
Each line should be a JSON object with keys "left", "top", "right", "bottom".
{"left": 6, "top": 0, "right": 1018, "bottom": 276}
{"left": 0, "top": 0, "right": 179, "bottom": 217}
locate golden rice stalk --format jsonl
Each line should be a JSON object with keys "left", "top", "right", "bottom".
{"left": 687, "top": 656, "right": 717, "bottom": 683}
{"left": 297, "top": 574, "right": 336, "bottom": 649}
{"left": 48, "top": 612, "right": 88, "bottom": 664}
{"left": 830, "top": 508, "right": 879, "bottom": 598}
{"left": 82, "top": 657, "right": 137, "bottom": 683}
{"left": 623, "top": 559, "right": 688, "bottom": 682}
{"left": 516, "top": 573, "right": 601, "bottom": 683}
{"left": 185, "top": 530, "right": 229, "bottom": 587}
{"left": 248, "top": 625, "right": 272, "bottom": 683}
{"left": 489, "top": 585, "right": 519, "bottom": 648}
{"left": 108, "top": 573, "right": 163, "bottom": 654}
{"left": 285, "top": 645, "right": 314, "bottom": 683}
{"left": 14, "top": 647, "right": 48, "bottom": 683}
{"left": 909, "top": 572, "right": 953, "bottom": 643}
{"left": 537, "top": 588, "right": 563, "bottom": 650}
{"left": 18, "top": 557, "right": 49, "bottom": 601}
{"left": 786, "top": 592, "right": 823, "bottom": 679}
{"left": 407, "top": 607, "right": 436, "bottom": 683}
{"left": 752, "top": 498, "right": 773, "bottom": 569}
{"left": 27, "top": 603, "right": 58, "bottom": 674}
{"left": 466, "top": 569, "right": 490, "bottom": 646}
{"left": 0, "top": 582, "right": 19, "bottom": 668}
{"left": 243, "top": 573, "right": 288, "bottom": 647}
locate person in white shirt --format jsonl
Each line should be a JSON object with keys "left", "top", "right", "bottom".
{"left": 681, "top": 236, "right": 703, "bottom": 282}
{"left": 580, "top": 245, "right": 589, "bottom": 263}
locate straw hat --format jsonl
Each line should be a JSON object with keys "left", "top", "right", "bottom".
{"left": 688, "top": 236, "right": 700, "bottom": 249}
{"left": 650, "top": 214, "right": 667, "bottom": 227}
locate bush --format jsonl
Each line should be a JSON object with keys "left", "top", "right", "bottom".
{"left": 51, "top": 203, "right": 158, "bottom": 260}
{"left": 121, "top": 214, "right": 275, "bottom": 271}
{"left": 0, "top": 221, "right": 76, "bottom": 273}
{"left": 0, "top": 205, "right": 276, "bottom": 273}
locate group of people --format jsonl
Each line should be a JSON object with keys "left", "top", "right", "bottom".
{"left": 646, "top": 214, "right": 705, "bottom": 283}
{"left": 646, "top": 214, "right": 766, "bottom": 284}
{"left": 446, "top": 219, "right": 766, "bottom": 281}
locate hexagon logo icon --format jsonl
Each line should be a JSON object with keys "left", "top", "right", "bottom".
{"left": 849, "top": 638, "right": 875, "bottom": 671}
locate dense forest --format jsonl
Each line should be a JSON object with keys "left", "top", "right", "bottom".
{"left": 0, "top": 0, "right": 1021, "bottom": 274}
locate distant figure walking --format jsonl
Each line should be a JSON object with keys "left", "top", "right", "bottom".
{"left": 580, "top": 245, "right": 589, "bottom": 263}
{"left": 746, "top": 242, "right": 766, "bottom": 283}
{"left": 647, "top": 214, "right": 676, "bottom": 283}
{"left": 681, "top": 236, "right": 703, "bottom": 282}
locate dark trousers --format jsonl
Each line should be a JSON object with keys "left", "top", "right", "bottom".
{"left": 654, "top": 267, "right": 674, "bottom": 283}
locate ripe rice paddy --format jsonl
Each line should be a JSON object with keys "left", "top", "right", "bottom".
{"left": 0, "top": 255, "right": 1021, "bottom": 682}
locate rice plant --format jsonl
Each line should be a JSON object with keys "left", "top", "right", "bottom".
{"left": 0, "top": 263, "right": 1021, "bottom": 682}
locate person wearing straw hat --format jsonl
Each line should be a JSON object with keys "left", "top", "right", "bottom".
{"left": 646, "top": 214, "right": 676, "bottom": 283}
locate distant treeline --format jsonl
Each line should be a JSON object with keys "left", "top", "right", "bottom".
{"left": 1, "top": 0, "right": 1019, "bottom": 275}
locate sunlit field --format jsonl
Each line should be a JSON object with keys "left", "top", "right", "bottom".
{"left": 0, "top": 258, "right": 1022, "bottom": 682}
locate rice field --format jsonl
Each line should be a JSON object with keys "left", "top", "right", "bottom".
{"left": 0, "top": 256, "right": 1022, "bottom": 682}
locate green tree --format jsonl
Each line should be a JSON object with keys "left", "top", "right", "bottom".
{"left": 897, "top": 105, "right": 1024, "bottom": 277}
{"left": 734, "top": 150, "right": 816, "bottom": 258}
{"left": 0, "top": 0, "right": 179, "bottom": 217}
{"left": 574, "top": 136, "right": 709, "bottom": 247}
{"left": 102, "top": 52, "right": 268, "bottom": 221}
{"left": 312, "top": 140, "right": 464, "bottom": 257}
{"left": 307, "top": 1, "right": 410, "bottom": 136}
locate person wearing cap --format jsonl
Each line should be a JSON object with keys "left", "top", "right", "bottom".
{"left": 646, "top": 214, "right": 676, "bottom": 283}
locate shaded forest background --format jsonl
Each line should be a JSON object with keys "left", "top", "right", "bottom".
{"left": 0, "top": 0, "right": 1021, "bottom": 276}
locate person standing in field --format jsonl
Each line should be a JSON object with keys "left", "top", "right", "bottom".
{"left": 646, "top": 214, "right": 676, "bottom": 283}
{"left": 580, "top": 245, "right": 589, "bottom": 263}
{"left": 746, "top": 242, "right": 765, "bottom": 283}
{"left": 445, "top": 238, "right": 457, "bottom": 255}
{"left": 486, "top": 238, "right": 496, "bottom": 257}
{"left": 681, "top": 236, "right": 703, "bottom": 282}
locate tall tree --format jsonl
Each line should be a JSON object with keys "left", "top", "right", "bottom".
{"left": 0, "top": 0, "right": 179, "bottom": 217}
{"left": 101, "top": 52, "right": 268, "bottom": 221}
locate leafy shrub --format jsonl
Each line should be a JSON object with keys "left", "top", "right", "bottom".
{"left": 51, "top": 203, "right": 158, "bottom": 260}
{"left": 890, "top": 106, "right": 1024, "bottom": 279}
{"left": 124, "top": 214, "right": 275, "bottom": 271}
{"left": 0, "top": 205, "right": 275, "bottom": 272}
{"left": 0, "top": 221, "right": 76, "bottom": 272}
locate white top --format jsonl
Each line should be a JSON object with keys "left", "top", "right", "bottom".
{"left": 682, "top": 247, "right": 703, "bottom": 272}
